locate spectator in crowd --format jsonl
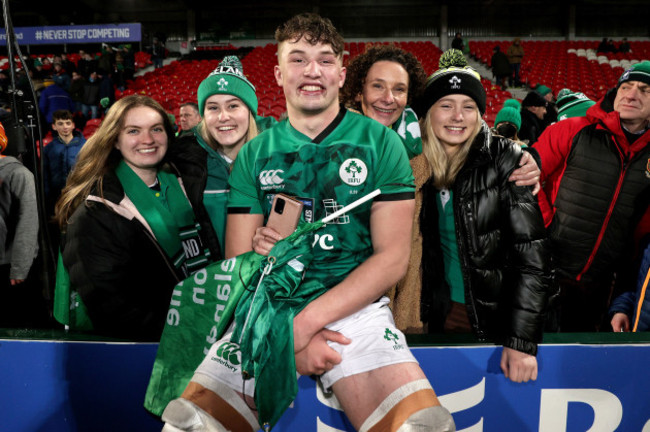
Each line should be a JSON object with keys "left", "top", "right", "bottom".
{"left": 597, "top": 38, "right": 609, "bottom": 53}
{"left": 69, "top": 71, "right": 86, "bottom": 115}
{"left": 76, "top": 50, "right": 96, "bottom": 79}
{"left": 55, "top": 95, "right": 220, "bottom": 341}
{"left": 118, "top": 44, "right": 136, "bottom": 83}
{"left": 555, "top": 88, "right": 595, "bottom": 121}
{"left": 535, "top": 84, "right": 557, "bottom": 127}
{"left": 60, "top": 52, "right": 77, "bottom": 75}
{"left": 168, "top": 56, "right": 273, "bottom": 257}
{"left": 51, "top": 62, "right": 71, "bottom": 92}
{"left": 81, "top": 70, "right": 101, "bottom": 119}
{"left": 534, "top": 61, "right": 650, "bottom": 332}
{"left": 491, "top": 45, "right": 511, "bottom": 90}
{"left": 98, "top": 43, "right": 115, "bottom": 74}
{"left": 519, "top": 91, "right": 547, "bottom": 144}
{"left": 393, "top": 49, "right": 551, "bottom": 384}
{"left": 177, "top": 102, "right": 201, "bottom": 137}
{"left": 340, "top": 44, "right": 427, "bottom": 158}
{"left": 506, "top": 37, "right": 524, "bottom": 87}
{"left": 0, "top": 121, "right": 39, "bottom": 326}
{"left": 618, "top": 38, "right": 631, "bottom": 54}
{"left": 451, "top": 32, "right": 464, "bottom": 51}
{"left": 43, "top": 109, "right": 86, "bottom": 216}
{"left": 162, "top": 13, "right": 455, "bottom": 432}
{"left": 610, "top": 238, "right": 650, "bottom": 332}
{"left": 151, "top": 37, "right": 166, "bottom": 69}
{"left": 97, "top": 68, "right": 115, "bottom": 114}
{"left": 493, "top": 106, "right": 523, "bottom": 144}
{"left": 38, "top": 80, "right": 75, "bottom": 127}
{"left": 31, "top": 59, "right": 47, "bottom": 81}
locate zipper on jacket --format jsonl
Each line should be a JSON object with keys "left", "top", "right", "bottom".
{"left": 576, "top": 142, "right": 629, "bottom": 281}
{"left": 455, "top": 195, "right": 485, "bottom": 339}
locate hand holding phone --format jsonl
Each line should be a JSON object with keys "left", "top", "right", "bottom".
{"left": 266, "top": 194, "right": 303, "bottom": 239}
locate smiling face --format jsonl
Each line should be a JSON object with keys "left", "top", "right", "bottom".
{"left": 358, "top": 60, "right": 409, "bottom": 127}
{"left": 428, "top": 94, "right": 480, "bottom": 156}
{"left": 274, "top": 37, "right": 346, "bottom": 118}
{"left": 115, "top": 106, "right": 168, "bottom": 182}
{"left": 614, "top": 81, "right": 650, "bottom": 133}
{"left": 203, "top": 93, "right": 250, "bottom": 151}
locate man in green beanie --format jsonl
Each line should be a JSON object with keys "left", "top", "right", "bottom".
{"left": 555, "top": 89, "right": 595, "bottom": 121}
{"left": 534, "top": 60, "right": 650, "bottom": 333}
{"left": 535, "top": 84, "right": 557, "bottom": 127}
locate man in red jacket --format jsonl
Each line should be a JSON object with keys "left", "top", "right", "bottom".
{"left": 534, "top": 61, "right": 650, "bottom": 332}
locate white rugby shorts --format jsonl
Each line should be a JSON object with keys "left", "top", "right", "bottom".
{"left": 192, "top": 296, "right": 418, "bottom": 398}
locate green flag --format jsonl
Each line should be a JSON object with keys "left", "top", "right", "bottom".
{"left": 53, "top": 250, "right": 93, "bottom": 331}
{"left": 144, "top": 249, "right": 264, "bottom": 416}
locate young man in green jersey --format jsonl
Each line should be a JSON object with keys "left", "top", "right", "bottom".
{"left": 162, "top": 13, "right": 455, "bottom": 432}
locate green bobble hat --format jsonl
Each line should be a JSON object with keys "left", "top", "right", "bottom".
{"left": 617, "top": 60, "right": 650, "bottom": 88}
{"left": 502, "top": 98, "right": 522, "bottom": 110}
{"left": 535, "top": 84, "right": 552, "bottom": 96}
{"left": 495, "top": 106, "right": 521, "bottom": 130}
{"left": 197, "top": 55, "right": 257, "bottom": 116}
{"left": 556, "top": 90, "right": 595, "bottom": 121}
{"left": 413, "top": 49, "right": 486, "bottom": 117}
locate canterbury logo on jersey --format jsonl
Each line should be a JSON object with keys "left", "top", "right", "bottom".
{"left": 259, "top": 169, "right": 284, "bottom": 187}
{"left": 212, "top": 341, "right": 241, "bottom": 370}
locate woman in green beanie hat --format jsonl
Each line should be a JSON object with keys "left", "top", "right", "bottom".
{"left": 167, "top": 56, "right": 276, "bottom": 257}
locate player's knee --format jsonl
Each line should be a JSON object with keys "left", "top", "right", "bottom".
{"left": 359, "top": 379, "right": 455, "bottom": 432}
{"left": 161, "top": 397, "right": 228, "bottom": 432}
{"left": 396, "top": 405, "right": 455, "bottom": 432}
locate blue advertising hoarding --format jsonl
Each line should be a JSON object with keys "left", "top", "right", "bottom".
{"left": 0, "top": 338, "right": 648, "bottom": 431}
{"left": 0, "top": 23, "right": 141, "bottom": 46}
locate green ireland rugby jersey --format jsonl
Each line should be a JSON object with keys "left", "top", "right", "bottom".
{"left": 228, "top": 109, "right": 415, "bottom": 289}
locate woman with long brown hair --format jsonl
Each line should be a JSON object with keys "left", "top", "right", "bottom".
{"left": 56, "top": 95, "right": 219, "bottom": 340}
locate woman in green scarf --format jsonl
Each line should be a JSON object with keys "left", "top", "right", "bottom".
{"left": 167, "top": 56, "right": 275, "bottom": 258}
{"left": 55, "top": 95, "right": 220, "bottom": 341}
{"left": 341, "top": 44, "right": 428, "bottom": 159}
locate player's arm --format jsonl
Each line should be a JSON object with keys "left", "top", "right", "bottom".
{"left": 293, "top": 198, "right": 415, "bottom": 353}
{"left": 224, "top": 213, "right": 264, "bottom": 258}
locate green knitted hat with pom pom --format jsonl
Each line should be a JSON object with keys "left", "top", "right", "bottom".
{"left": 502, "top": 98, "right": 521, "bottom": 110}
{"left": 197, "top": 55, "right": 257, "bottom": 116}
{"left": 413, "top": 48, "right": 486, "bottom": 117}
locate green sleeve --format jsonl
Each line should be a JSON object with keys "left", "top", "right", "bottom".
{"left": 227, "top": 142, "right": 263, "bottom": 214}
{"left": 374, "top": 128, "right": 415, "bottom": 198}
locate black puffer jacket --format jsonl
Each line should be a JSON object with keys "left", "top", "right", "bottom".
{"left": 421, "top": 124, "right": 552, "bottom": 355}
{"left": 61, "top": 167, "right": 219, "bottom": 341}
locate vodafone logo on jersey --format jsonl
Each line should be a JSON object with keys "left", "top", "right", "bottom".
{"left": 259, "top": 169, "right": 285, "bottom": 190}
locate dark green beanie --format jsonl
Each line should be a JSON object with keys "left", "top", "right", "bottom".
{"left": 556, "top": 91, "right": 595, "bottom": 120}
{"left": 617, "top": 60, "right": 650, "bottom": 88}
{"left": 197, "top": 56, "right": 258, "bottom": 116}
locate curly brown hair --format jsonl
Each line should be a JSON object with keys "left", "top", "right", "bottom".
{"left": 341, "top": 44, "right": 427, "bottom": 112}
{"left": 274, "top": 13, "right": 344, "bottom": 58}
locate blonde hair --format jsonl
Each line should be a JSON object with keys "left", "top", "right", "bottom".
{"left": 420, "top": 106, "right": 482, "bottom": 189}
{"left": 197, "top": 110, "right": 258, "bottom": 152}
{"left": 55, "top": 95, "right": 175, "bottom": 227}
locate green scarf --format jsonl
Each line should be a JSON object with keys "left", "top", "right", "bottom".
{"left": 392, "top": 106, "right": 422, "bottom": 159}
{"left": 115, "top": 161, "right": 210, "bottom": 277}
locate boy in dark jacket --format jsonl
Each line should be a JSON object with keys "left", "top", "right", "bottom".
{"left": 43, "top": 110, "right": 86, "bottom": 216}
